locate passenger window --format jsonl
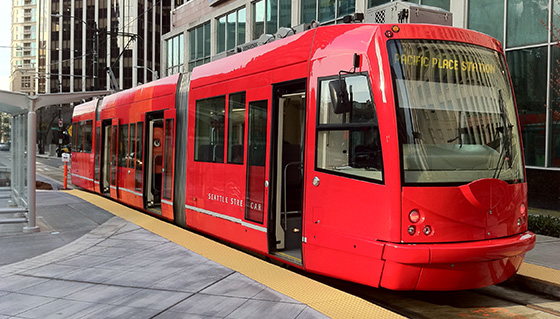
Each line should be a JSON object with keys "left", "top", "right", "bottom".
{"left": 227, "top": 92, "right": 246, "bottom": 164}
{"left": 118, "top": 124, "right": 129, "bottom": 167}
{"left": 316, "top": 75, "right": 383, "bottom": 182}
{"left": 135, "top": 122, "right": 143, "bottom": 191}
{"left": 72, "top": 123, "right": 78, "bottom": 151}
{"left": 77, "top": 122, "right": 84, "bottom": 152}
{"left": 128, "top": 123, "right": 136, "bottom": 168}
{"left": 84, "top": 120, "right": 93, "bottom": 153}
{"left": 194, "top": 96, "right": 226, "bottom": 163}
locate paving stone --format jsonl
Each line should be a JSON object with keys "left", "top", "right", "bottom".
{"left": 79, "top": 305, "right": 163, "bottom": 319}
{"left": 65, "top": 284, "right": 141, "bottom": 304}
{"left": 200, "top": 272, "right": 266, "bottom": 298}
{"left": 150, "top": 261, "right": 235, "bottom": 293}
{"left": 0, "top": 275, "right": 49, "bottom": 293}
{"left": 107, "top": 268, "right": 183, "bottom": 288}
{"left": 17, "top": 298, "right": 98, "bottom": 319}
{"left": 21, "top": 263, "right": 82, "bottom": 279}
{"left": 0, "top": 293, "right": 54, "bottom": 316}
{"left": 110, "top": 288, "right": 192, "bottom": 310}
{"left": 17, "top": 279, "right": 93, "bottom": 298}
{"left": 295, "top": 307, "right": 331, "bottom": 319}
{"left": 166, "top": 293, "right": 248, "bottom": 317}
{"left": 226, "top": 299, "right": 306, "bottom": 319}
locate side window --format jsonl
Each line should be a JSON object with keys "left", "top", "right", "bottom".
{"left": 118, "top": 124, "right": 129, "bottom": 167}
{"left": 77, "top": 121, "right": 84, "bottom": 152}
{"left": 227, "top": 92, "right": 246, "bottom": 164}
{"left": 72, "top": 123, "right": 78, "bottom": 151}
{"left": 316, "top": 75, "right": 383, "bottom": 181}
{"left": 128, "top": 123, "right": 136, "bottom": 168}
{"left": 135, "top": 122, "right": 143, "bottom": 191}
{"left": 84, "top": 120, "right": 93, "bottom": 153}
{"left": 194, "top": 96, "right": 226, "bottom": 162}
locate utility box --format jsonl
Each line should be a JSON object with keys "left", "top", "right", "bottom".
{"left": 366, "top": 1, "right": 452, "bottom": 26}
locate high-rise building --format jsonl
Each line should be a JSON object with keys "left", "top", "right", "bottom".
{"left": 11, "top": 0, "right": 40, "bottom": 94}
{"left": 163, "top": 0, "right": 560, "bottom": 210}
{"left": 46, "top": 0, "right": 171, "bottom": 93}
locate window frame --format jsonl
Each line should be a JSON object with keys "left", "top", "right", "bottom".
{"left": 315, "top": 73, "right": 384, "bottom": 184}
{"left": 194, "top": 95, "right": 227, "bottom": 163}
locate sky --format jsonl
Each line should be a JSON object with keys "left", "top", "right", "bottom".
{"left": 0, "top": 1, "right": 10, "bottom": 91}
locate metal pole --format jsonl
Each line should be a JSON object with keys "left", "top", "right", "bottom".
{"left": 23, "top": 104, "right": 39, "bottom": 233}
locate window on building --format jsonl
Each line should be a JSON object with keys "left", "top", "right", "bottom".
{"left": 21, "top": 76, "right": 31, "bottom": 88}
{"left": 507, "top": 0, "right": 548, "bottom": 48}
{"left": 468, "top": 0, "right": 503, "bottom": 43}
{"left": 253, "top": 0, "right": 291, "bottom": 39}
{"left": 166, "top": 33, "right": 184, "bottom": 76}
{"left": 217, "top": 8, "right": 246, "bottom": 53}
{"left": 194, "top": 96, "right": 226, "bottom": 162}
{"left": 367, "top": 0, "right": 449, "bottom": 11}
{"left": 301, "top": 0, "right": 354, "bottom": 24}
{"left": 507, "top": 47, "right": 548, "bottom": 167}
{"left": 548, "top": 46, "right": 560, "bottom": 168}
{"left": 188, "top": 22, "right": 211, "bottom": 72}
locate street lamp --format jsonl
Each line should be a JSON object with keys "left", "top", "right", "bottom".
{"left": 51, "top": 13, "right": 99, "bottom": 90}
{"left": 134, "top": 65, "right": 159, "bottom": 80}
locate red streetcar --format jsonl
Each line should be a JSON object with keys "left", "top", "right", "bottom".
{"left": 71, "top": 22, "right": 535, "bottom": 290}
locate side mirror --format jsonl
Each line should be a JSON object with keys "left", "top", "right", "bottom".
{"left": 329, "top": 79, "right": 352, "bottom": 114}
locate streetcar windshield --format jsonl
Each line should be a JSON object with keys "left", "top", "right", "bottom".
{"left": 388, "top": 40, "right": 524, "bottom": 184}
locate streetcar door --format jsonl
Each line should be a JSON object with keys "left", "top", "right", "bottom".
{"left": 94, "top": 122, "right": 101, "bottom": 192}
{"left": 160, "top": 109, "right": 176, "bottom": 218}
{"left": 269, "top": 81, "right": 306, "bottom": 265}
{"left": 109, "top": 118, "right": 119, "bottom": 198}
{"left": 99, "top": 119, "right": 113, "bottom": 195}
{"left": 145, "top": 112, "right": 164, "bottom": 214}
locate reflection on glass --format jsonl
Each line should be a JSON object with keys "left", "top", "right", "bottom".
{"left": 507, "top": 47, "right": 547, "bottom": 167}
{"left": 389, "top": 39, "right": 524, "bottom": 184}
{"left": 246, "top": 100, "right": 268, "bottom": 224}
{"left": 507, "top": 0, "right": 548, "bottom": 48}
{"left": 468, "top": 0, "right": 503, "bottom": 42}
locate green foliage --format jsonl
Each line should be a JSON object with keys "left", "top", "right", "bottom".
{"left": 528, "top": 214, "right": 560, "bottom": 238}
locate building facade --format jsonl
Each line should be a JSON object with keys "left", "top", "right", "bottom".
{"left": 162, "top": 0, "right": 560, "bottom": 210}
{"left": 11, "top": 0, "right": 40, "bottom": 95}
{"left": 46, "top": 0, "right": 172, "bottom": 93}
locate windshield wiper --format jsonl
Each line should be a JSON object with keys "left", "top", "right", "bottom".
{"left": 493, "top": 90, "right": 514, "bottom": 179}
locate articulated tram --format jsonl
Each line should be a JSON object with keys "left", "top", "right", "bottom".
{"left": 71, "top": 22, "right": 535, "bottom": 290}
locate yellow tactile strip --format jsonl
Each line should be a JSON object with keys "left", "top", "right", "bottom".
{"left": 67, "top": 189, "right": 404, "bottom": 319}
{"left": 518, "top": 263, "right": 560, "bottom": 287}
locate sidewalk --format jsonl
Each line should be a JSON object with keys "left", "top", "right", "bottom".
{"left": 0, "top": 191, "right": 331, "bottom": 319}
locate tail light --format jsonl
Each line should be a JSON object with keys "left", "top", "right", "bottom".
{"left": 409, "top": 210, "right": 421, "bottom": 223}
